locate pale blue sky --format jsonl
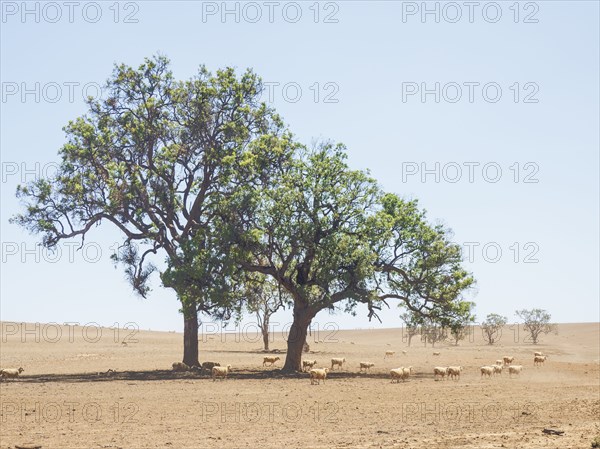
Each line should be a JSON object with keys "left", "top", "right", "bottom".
{"left": 1, "top": 1, "right": 598, "bottom": 332}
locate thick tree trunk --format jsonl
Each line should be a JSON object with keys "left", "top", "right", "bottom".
{"left": 282, "top": 305, "right": 316, "bottom": 372}
{"left": 182, "top": 300, "right": 200, "bottom": 367}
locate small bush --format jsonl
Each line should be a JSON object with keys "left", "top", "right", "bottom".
{"left": 592, "top": 425, "right": 600, "bottom": 448}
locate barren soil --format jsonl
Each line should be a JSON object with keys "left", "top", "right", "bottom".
{"left": 1, "top": 322, "right": 599, "bottom": 449}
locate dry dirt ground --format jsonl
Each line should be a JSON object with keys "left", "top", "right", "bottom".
{"left": 1, "top": 321, "right": 598, "bottom": 449}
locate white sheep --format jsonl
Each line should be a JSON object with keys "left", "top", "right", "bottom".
{"left": 263, "top": 356, "right": 280, "bottom": 367}
{"left": 508, "top": 365, "right": 523, "bottom": 377}
{"left": 480, "top": 366, "right": 494, "bottom": 378}
{"left": 309, "top": 368, "right": 329, "bottom": 385}
{"left": 0, "top": 367, "right": 24, "bottom": 379}
{"left": 330, "top": 358, "right": 346, "bottom": 370}
{"left": 212, "top": 364, "right": 232, "bottom": 381}
{"left": 402, "top": 350, "right": 408, "bottom": 355}
{"left": 503, "top": 356, "right": 515, "bottom": 366}
{"left": 302, "top": 360, "right": 317, "bottom": 371}
{"left": 534, "top": 355, "right": 547, "bottom": 366}
{"left": 359, "top": 362, "right": 375, "bottom": 373}
{"left": 534, "top": 351, "right": 544, "bottom": 357}
{"left": 384, "top": 351, "right": 395, "bottom": 359}
{"left": 390, "top": 366, "right": 412, "bottom": 383}
{"left": 172, "top": 362, "right": 189, "bottom": 372}
{"left": 433, "top": 351, "right": 441, "bottom": 356}
{"left": 493, "top": 365, "right": 503, "bottom": 375}
{"left": 447, "top": 366, "right": 463, "bottom": 380}
{"left": 433, "top": 366, "right": 449, "bottom": 380}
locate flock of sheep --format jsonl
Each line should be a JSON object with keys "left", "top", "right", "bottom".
{"left": 303, "top": 351, "right": 549, "bottom": 385}
{"left": 168, "top": 350, "right": 549, "bottom": 386}
{"left": 0, "top": 351, "right": 549, "bottom": 384}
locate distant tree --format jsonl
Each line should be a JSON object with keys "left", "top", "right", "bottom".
{"left": 400, "top": 312, "right": 423, "bottom": 347}
{"left": 245, "top": 274, "right": 289, "bottom": 351}
{"left": 516, "top": 308, "right": 556, "bottom": 344}
{"left": 443, "top": 301, "right": 475, "bottom": 346}
{"left": 422, "top": 322, "right": 448, "bottom": 347}
{"left": 448, "top": 302, "right": 475, "bottom": 346}
{"left": 481, "top": 313, "right": 507, "bottom": 345}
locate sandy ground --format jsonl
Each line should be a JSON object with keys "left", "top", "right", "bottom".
{"left": 0, "top": 321, "right": 598, "bottom": 449}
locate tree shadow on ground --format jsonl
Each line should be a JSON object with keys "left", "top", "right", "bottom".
{"left": 6, "top": 369, "right": 435, "bottom": 384}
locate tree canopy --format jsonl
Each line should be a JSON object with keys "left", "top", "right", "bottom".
{"left": 13, "top": 55, "right": 476, "bottom": 371}
{"left": 481, "top": 313, "right": 507, "bottom": 345}
{"left": 225, "top": 143, "right": 475, "bottom": 370}
{"left": 11, "top": 55, "right": 295, "bottom": 365}
{"left": 516, "top": 308, "right": 556, "bottom": 344}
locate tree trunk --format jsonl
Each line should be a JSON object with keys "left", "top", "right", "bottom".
{"left": 262, "top": 316, "right": 270, "bottom": 352}
{"left": 182, "top": 300, "right": 200, "bottom": 367}
{"left": 282, "top": 305, "right": 315, "bottom": 372}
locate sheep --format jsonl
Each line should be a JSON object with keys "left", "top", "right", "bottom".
{"left": 172, "top": 362, "right": 190, "bottom": 372}
{"left": 201, "top": 361, "right": 220, "bottom": 372}
{"left": 433, "top": 366, "right": 449, "bottom": 380}
{"left": 384, "top": 351, "right": 395, "bottom": 359}
{"left": 480, "top": 366, "right": 494, "bottom": 378}
{"left": 302, "top": 360, "right": 317, "bottom": 371}
{"left": 359, "top": 362, "right": 375, "bottom": 373}
{"left": 534, "top": 351, "right": 544, "bottom": 357}
{"left": 390, "top": 366, "right": 412, "bottom": 383}
{"left": 447, "top": 366, "right": 463, "bottom": 380}
{"left": 330, "top": 358, "right": 346, "bottom": 370}
{"left": 492, "top": 365, "right": 503, "bottom": 375}
{"left": 212, "top": 364, "right": 232, "bottom": 381}
{"left": 508, "top": 365, "right": 523, "bottom": 377}
{"left": 433, "top": 351, "right": 441, "bottom": 356}
{"left": 309, "top": 368, "right": 329, "bottom": 385}
{"left": 534, "top": 355, "right": 547, "bottom": 366}
{"left": 263, "top": 356, "right": 280, "bottom": 367}
{"left": 0, "top": 367, "right": 24, "bottom": 379}
{"left": 503, "top": 356, "right": 515, "bottom": 366}
{"left": 402, "top": 350, "right": 408, "bottom": 355}
{"left": 495, "top": 360, "right": 503, "bottom": 366}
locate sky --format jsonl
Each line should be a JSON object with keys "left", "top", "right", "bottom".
{"left": 1, "top": 1, "right": 598, "bottom": 333}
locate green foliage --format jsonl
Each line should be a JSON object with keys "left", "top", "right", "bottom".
{"left": 591, "top": 424, "right": 600, "bottom": 448}
{"left": 245, "top": 273, "right": 290, "bottom": 318}
{"left": 12, "top": 54, "right": 478, "bottom": 369}
{"left": 232, "top": 143, "right": 380, "bottom": 318}
{"left": 447, "top": 302, "right": 476, "bottom": 345}
{"left": 373, "top": 193, "right": 475, "bottom": 323}
{"left": 231, "top": 142, "right": 475, "bottom": 327}
{"left": 12, "top": 54, "right": 476, "bottom": 349}
{"left": 421, "top": 321, "right": 448, "bottom": 347}
{"left": 481, "top": 313, "right": 508, "bottom": 345}
{"left": 516, "top": 308, "right": 556, "bottom": 344}
{"left": 11, "top": 55, "right": 293, "bottom": 318}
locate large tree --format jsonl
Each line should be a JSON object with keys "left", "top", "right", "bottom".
{"left": 11, "top": 55, "right": 294, "bottom": 366}
{"left": 230, "top": 144, "right": 475, "bottom": 371}
{"left": 230, "top": 144, "right": 379, "bottom": 371}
